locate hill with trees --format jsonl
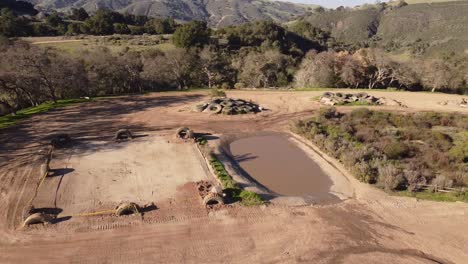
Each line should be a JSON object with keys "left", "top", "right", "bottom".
{"left": 23, "top": 0, "right": 317, "bottom": 27}
{"left": 299, "top": 0, "right": 468, "bottom": 56}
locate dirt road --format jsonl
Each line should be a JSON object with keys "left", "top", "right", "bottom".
{"left": 0, "top": 90, "right": 467, "bottom": 263}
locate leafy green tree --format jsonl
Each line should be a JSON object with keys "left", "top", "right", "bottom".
{"left": 200, "top": 47, "right": 235, "bottom": 88}
{"left": 145, "top": 18, "right": 176, "bottom": 34}
{"left": 114, "top": 23, "right": 130, "bottom": 34}
{"left": 172, "top": 21, "right": 210, "bottom": 48}
{"left": 46, "top": 12, "right": 64, "bottom": 27}
{"left": 66, "top": 23, "right": 82, "bottom": 35}
{"left": 0, "top": 8, "right": 31, "bottom": 37}
{"left": 70, "top": 8, "right": 89, "bottom": 21}
{"left": 82, "top": 9, "right": 117, "bottom": 35}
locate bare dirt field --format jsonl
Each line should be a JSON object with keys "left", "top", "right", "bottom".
{"left": 0, "top": 90, "right": 467, "bottom": 263}
{"left": 33, "top": 137, "right": 209, "bottom": 217}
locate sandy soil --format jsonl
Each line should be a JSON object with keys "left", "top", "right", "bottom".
{"left": 0, "top": 90, "right": 467, "bottom": 263}
{"left": 33, "top": 137, "right": 209, "bottom": 216}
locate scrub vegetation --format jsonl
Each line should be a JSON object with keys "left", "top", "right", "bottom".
{"left": 293, "top": 107, "right": 468, "bottom": 202}
{"left": 209, "top": 154, "right": 264, "bottom": 206}
{"left": 0, "top": 98, "right": 90, "bottom": 129}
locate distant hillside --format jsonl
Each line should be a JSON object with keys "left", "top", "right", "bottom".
{"left": 0, "top": 0, "right": 38, "bottom": 15}
{"left": 403, "top": 0, "right": 468, "bottom": 4}
{"left": 24, "top": 0, "right": 318, "bottom": 27}
{"left": 299, "top": 1, "right": 468, "bottom": 56}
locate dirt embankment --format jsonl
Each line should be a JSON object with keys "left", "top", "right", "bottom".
{"left": 0, "top": 90, "right": 467, "bottom": 263}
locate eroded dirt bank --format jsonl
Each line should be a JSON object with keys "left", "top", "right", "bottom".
{"left": 0, "top": 90, "right": 467, "bottom": 263}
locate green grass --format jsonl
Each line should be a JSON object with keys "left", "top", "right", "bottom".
{"left": 395, "top": 190, "right": 468, "bottom": 203}
{"left": 0, "top": 99, "right": 90, "bottom": 129}
{"left": 209, "top": 155, "right": 265, "bottom": 206}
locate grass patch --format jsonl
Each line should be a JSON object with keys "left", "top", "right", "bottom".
{"left": 209, "top": 155, "right": 265, "bottom": 206}
{"left": 395, "top": 190, "right": 468, "bottom": 203}
{"left": 196, "top": 136, "right": 208, "bottom": 146}
{"left": 0, "top": 99, "right": 91, "bottom": 129}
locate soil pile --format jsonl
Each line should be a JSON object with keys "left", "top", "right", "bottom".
{"left": 193, "top": 98, "right": 263, "bottom": 115}
{"left": 320, "top": 92, "right": 406, "bottom": 107}
{"left": 438, "top": 98, "right": 468, "bottom": 108}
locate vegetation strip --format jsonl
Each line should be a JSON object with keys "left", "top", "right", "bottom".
{"left": 208, "top": 155, "right": 264, "bottom": 206}
{"left": 0, "top": 99, "right": 90, "bottom": 129}
{"left": 293, "top": 107, "right": 468, "bottom": 202}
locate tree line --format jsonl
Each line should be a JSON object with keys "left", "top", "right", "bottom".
{"left": 1, "top": 5, "right": 468, "bottom": 115}
{"left": 0, "top": 7, "right": 177, "bottom": 37}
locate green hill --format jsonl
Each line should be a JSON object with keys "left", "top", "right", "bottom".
{"left": 299, "top": 1, "right": 468, "bottom": 57}
{"left": 24, "top": 0, "right": 318, "bottom": 27}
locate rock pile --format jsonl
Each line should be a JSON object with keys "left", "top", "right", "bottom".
{"left": 320, "top": 92, "right": 406, "bottom": 107}
{"left": 193, "top": 98, "right": 263, "bottom": 115}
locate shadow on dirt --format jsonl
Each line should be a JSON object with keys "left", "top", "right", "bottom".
{"left": 48, "top": 168, "right": 74, "bottom": 177}
{"left": 0, "top": 94, "right": 204, "bottom": 165}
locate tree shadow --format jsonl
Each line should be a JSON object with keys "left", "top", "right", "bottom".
{"left": 0, "top": 93, "right": 205, "bottom": 166}
{"left": 233, "top": 153, "right": 258, "bottom": 163}
{"left": 48, "top": 168, "right": 74, "bottom": 177}
{"left": 30, "top": 207, "right": 62, "bottom": 215}
{"left": 194, "top": 132, "right": 219, "bottom": 141}
{"left": 140, "top": 204, "right": 158, "bottom": 215}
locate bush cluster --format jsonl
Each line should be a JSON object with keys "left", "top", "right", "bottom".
{"left": 293, "top": 108, "right": 468, "bottom": 193}
{"left": 209, "top": 154, "right": 264, "bottom": 206}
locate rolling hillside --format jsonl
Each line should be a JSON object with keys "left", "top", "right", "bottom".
{"left": 299, "top": 1, "right": 468, "bottom": 56}
{"left": 24, "top": 0, "right": 317, "bottom": 27}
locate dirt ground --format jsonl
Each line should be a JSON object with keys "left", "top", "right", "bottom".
{"left": 0, "top": 90, "right": 467, "bottom": 263}
{"left": 33, "top": 137, "right": 209, "bottom": 217}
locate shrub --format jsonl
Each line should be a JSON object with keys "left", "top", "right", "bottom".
{"left": 221, "top": 82, "right": 231, "bottom": 90}
{"left": 352, "top": 161, "right": 376, "bottom": 184}
{"left": 350, "top": 108, "right": 372, "bottom": 119}
{"left": 377, "top": 164, "right": 403, "bottom": 191}
{"left": 382, "top": 141, "right": 409, "bottom": 160}
{"left": 318, "top": 107, "right": 338, "bottom": 120}
{"left": 234, "top": 82, "right": 245, "bottom": 89}
{"left": 404, "top": 169, "right": 427, "bottom": 192}
{"left": 210, "top": 89, "right": 226, "bottom": 98}
{"left": 449, "top": 132, "right": 468, "bottom": 162}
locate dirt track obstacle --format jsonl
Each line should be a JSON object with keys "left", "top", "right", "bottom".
{"left": 193, "top": 98, "right": 263, "bottom": 115}
{"left": 50, "top": 134, "right": 72, "bottom": 148}
{"left": 22, "top": 213, "right": 53, "bottom": 227}
{"left": 197, "top": 181, "right": 224, "bottom": 207}
{"left": 115, "top": 202, "right": 141, "bottom": 216}
{"left": 115, "top": 129, "right": 133, "bottom": 141}
{"left": 320, "top": 92, "right": 406, "bottom": 107}
{"left": 176, "top": 127, "right": 194, "bottom": 140}
{"left": 203, "top": 193, "right": 224, "bottom": 206}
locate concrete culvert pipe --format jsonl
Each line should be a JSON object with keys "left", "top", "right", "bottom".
{"left": 176, "top": 127, "right": 194, "bottom": 139}
{"left": 115, "top": 203, "right": 140, "bottom": 216}
{"left": 115, "top": 129, "right": 133, "bottom": 141}
{"left": 203, "top": 193, "right": 224, "bottom": 206}
{"left": 23, "top": 213, "right": 52, "bottom": 227}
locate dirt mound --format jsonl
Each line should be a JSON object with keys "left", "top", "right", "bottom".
{"left": 115, "top": 129, "right": 133, "bottom": 141}
{"left": 193, "top": 98, "right": 263, "bottom": 115}
{"left": 438, "top": 98, "right": 468, "bottom": 108}
{"left": 202, "top": 193, "right": 224, "bottom": 206}
{"left": 320, "top": 92, "right": 406, "bottom": 107}
{"left": 22, "top": 213, "right": 53, "bottom": 227}
{"left": 176, "top": 127, "right": 194, "bottom": 139}
{"left": 115, "top": 203, "right": 140, "bottom": 216}
{"left": 50, "top": 134, "right": 72, "bottom": 148}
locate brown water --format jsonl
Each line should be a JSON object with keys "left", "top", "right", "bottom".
{"left": 230, "top": 135, "right": 334, "bottom": 198}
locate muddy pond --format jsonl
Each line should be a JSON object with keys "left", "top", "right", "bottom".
{"left": 230, "top": 134, "right": 336, "bottom": 200}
